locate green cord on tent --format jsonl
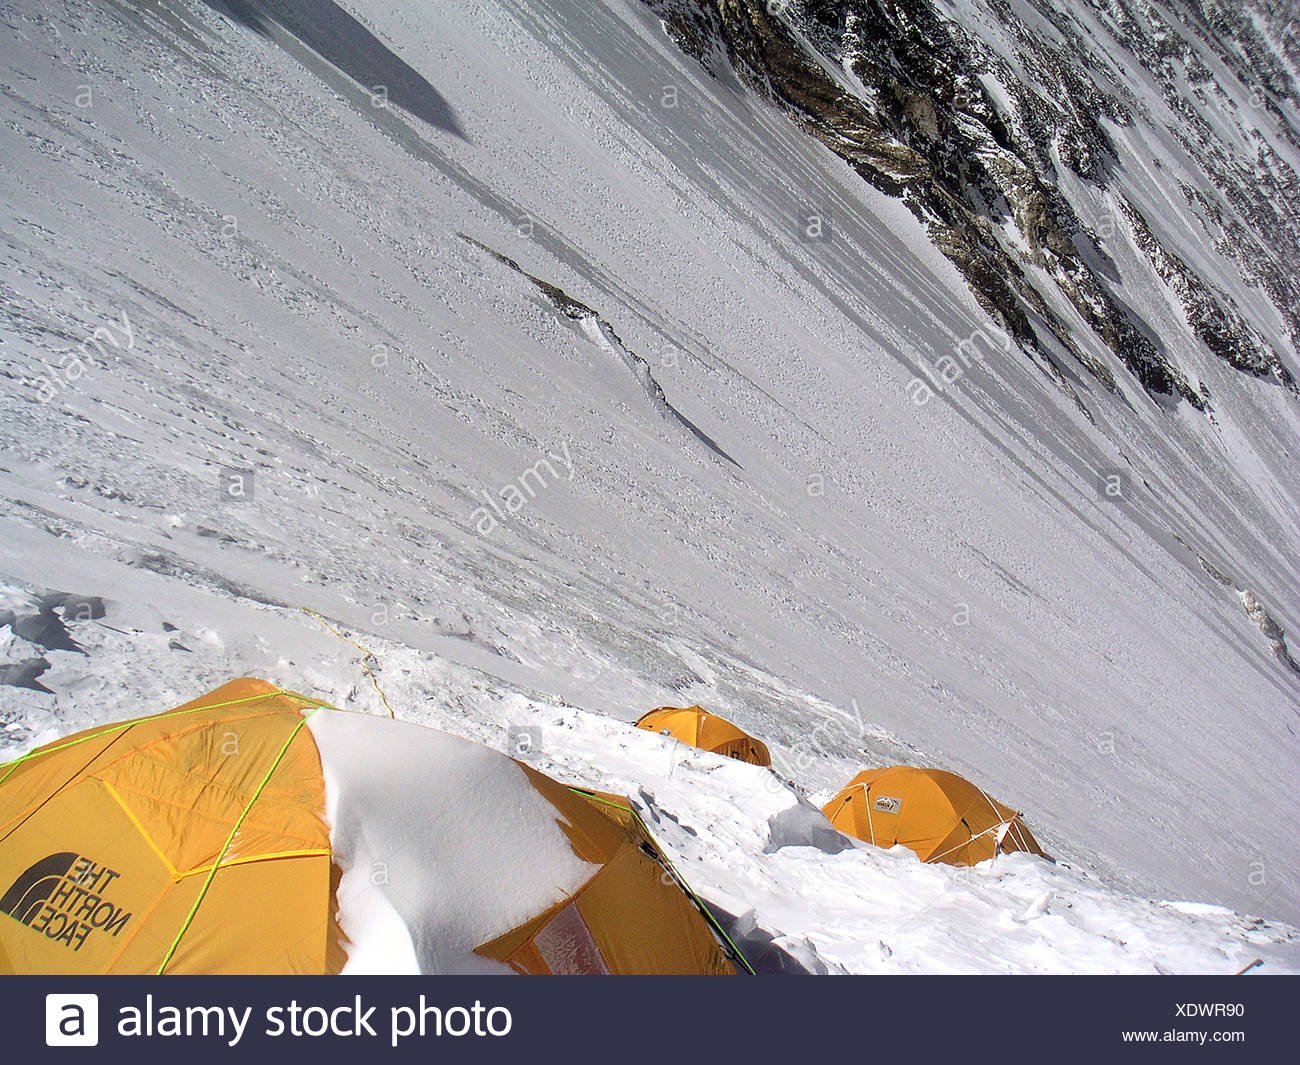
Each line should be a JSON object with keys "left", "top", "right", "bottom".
{"left": 5, "top": 693, "right": 754, "bottom": 975}
{"left": 0, "top": 688, "right": 327, "bottom": 789}
{"left": 155, "top": 706, "right": 324, "bottom": 975}
{"left": 566, "top": 785, "right": 757, "bottom": 975}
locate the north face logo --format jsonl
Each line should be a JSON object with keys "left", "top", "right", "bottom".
{"left": 1, "top": 853, "right": 132, "bottom": 951}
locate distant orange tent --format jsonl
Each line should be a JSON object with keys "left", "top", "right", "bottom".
{"left": 635, "top": 706, "right": 771, "bottom": 766}
{"left": 821, "top": 766, "right": 1043, "bottom": 866}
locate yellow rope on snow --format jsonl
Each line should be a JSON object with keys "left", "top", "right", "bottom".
{"left": 300, "top": 607, "right": 396, "bottom": 719}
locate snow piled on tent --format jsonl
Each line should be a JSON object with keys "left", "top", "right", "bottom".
{"left": 310, "top": 708, "right": 596, "bottom": 975}
{"left": 3, "top": 587, "right": 1295, "bottom": 975}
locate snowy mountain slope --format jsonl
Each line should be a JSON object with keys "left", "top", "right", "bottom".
{"left": 0, "top": 0, "right": 1297, "bottom": 951}
{"left": 4, "top": 575, "right": 1297, "bottom": 974}
{"left": 656, "top": 0, "right": 1300, "bottom": 399}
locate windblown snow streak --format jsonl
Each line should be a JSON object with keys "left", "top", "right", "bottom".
{"left": 461, "top": 233, "right": 740, "bottom": 465}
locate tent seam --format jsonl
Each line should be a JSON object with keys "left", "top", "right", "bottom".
{"left": 155, "top": 707, "right": 322, "bottom": 974}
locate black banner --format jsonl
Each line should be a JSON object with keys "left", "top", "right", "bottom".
{"left": 4, "top": 975, "right": 1290, "bottom": 1061}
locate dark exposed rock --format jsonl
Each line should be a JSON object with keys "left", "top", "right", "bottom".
{"left": 1241, "top": 589, "right": 1300, "bottom": 676}
{"left": 647, "top": 0, "right": 1299, "bottom": 408}
{"left": 1, "top": 657, "right": 53, "bottom": 694}
{"left": 0, "top": 592, "right": 105, "bottom": 693}
{"left": 1118, "top": 197, "right": 1296, "bottom": 389}
{"left": 0, "top": 593, "right": 103, "bottom": 656}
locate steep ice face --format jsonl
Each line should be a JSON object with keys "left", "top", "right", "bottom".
{"left": 0, "top": 0, "right": 1297, "bottom": 940}
{"left": 653, "top": 0, "right": 1300, "bottom": 402}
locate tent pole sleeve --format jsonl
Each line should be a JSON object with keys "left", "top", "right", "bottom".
{"left": 155, "top": 707, "right": 323, "bottom": 974}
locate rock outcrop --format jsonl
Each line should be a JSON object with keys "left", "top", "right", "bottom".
{"left": 648, "top": 0, "right": 1299, "bottom": 406}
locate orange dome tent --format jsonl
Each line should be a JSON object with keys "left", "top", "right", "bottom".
{"left": 635, "top": 706, "right": 771, "bottom": 766}
{"left": 1, "top": 679, "right": 745, "bottom": 975}
{"left": 473, "top": 778, "right": 741, "bottom": 974}
{"left": 0, "top": 678, "right": 343, "bottom": 975}
{"left": 821, "top": 766, "right": 1044, "bottom": 866}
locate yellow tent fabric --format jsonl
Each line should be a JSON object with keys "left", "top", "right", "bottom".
{"left": 821, "top": 766, "right": 1044, "bottom": 866}
{"left": 634, "top": 706, "right": 771, "bottom": 766}
{"left": 475, "top": 775, "right": 740, "bottom": 975}
{"left": 0, "top": 678, "right": 344, "bottom": 975}
{"left": 1, "top": 678, "right": 740, "bottom": 976}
